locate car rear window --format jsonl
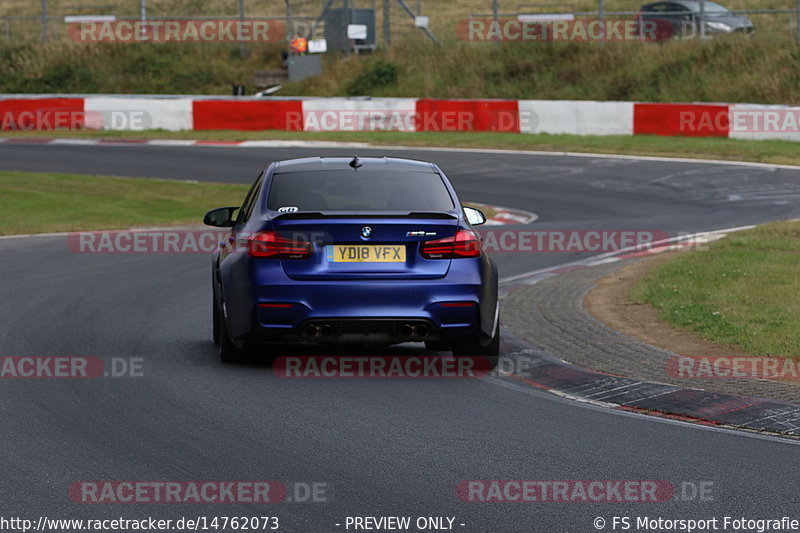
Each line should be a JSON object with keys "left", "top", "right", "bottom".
{"left": 266, "top": 170, "right": 456, "bottom": 212}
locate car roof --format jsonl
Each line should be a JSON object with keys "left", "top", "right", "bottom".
{"left": 273, "top": 156, "right": 436, "bottom": 173}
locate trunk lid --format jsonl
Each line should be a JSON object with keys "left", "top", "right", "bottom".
{"left": 270, "top": 213, "right": 458, "bottom": 280}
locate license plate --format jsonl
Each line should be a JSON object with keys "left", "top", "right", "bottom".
{"left": 326, "top": 245, "right": 406, "bottom": 263}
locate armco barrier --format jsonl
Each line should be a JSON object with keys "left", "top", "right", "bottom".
{"left": 1, "top": 95, "right": 799, "bottom": 142}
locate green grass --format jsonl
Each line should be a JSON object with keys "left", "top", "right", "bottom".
{"left": 290, "top": 38, "right": 800, "bottom": 104}
{"left": 0, "top": 171, "right": 248, "bottom": 235}
{"left": 5, "top": 129, "right": 800, "bottom": 167}
{"left": 1, "top": 35, "right": 799, "bottom": 103}
{"left": 632, "top": 220, "right": 800, "bottom": 357}
{"left": 2, "top": 0, "right": 795, "bottom": 44}
{"left": 0, "top": 169, "right": 492, "bottom": 235}
{"left": 0, "top": 41, "right": 287, "bottom": 94}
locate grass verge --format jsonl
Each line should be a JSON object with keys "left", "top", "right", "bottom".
{"left": 1, "top": 38, "right": 798, "bottom": 103}
{"left": 631, "top": 220, "right": 800, "bottom": 357}
{"left": 0, "top": 171, "right": 248, "bottom": 235}
{"left": 0, "top": 170, "right": 493, "bottom": 235}
{"left": 4, "top": 129, "right": 800, "bottom": 166}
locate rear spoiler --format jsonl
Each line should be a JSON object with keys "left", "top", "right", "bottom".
{"left": 272, "top": 211, "right": 458, "bottom": 220}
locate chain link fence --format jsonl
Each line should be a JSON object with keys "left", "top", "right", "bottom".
{"left": 1, "top": 0, "right": 799, "bottom": 44}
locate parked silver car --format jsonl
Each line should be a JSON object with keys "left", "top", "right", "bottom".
{"left": 637, "top": 0, "right": 754, "bottom": 39}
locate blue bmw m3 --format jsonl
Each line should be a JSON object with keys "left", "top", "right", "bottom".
{"left": 204, "top": 156, "right": 499, "bottom": 366}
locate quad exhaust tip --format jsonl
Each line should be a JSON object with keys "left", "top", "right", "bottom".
{"left": 303, "top": 325, "right": 321, "bottom": 338}
{"left": 305, "top": 323, "right": 430, "bottom": 339}
{"left": 303, "top": 324, "right": 335, "bottom": 338}
{"left": 401, "top": 324, "right": 429, "bottom": 338}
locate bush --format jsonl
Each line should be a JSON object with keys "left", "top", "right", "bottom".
{"left": 345, "top": 59, "right": 398, "bottom": 96}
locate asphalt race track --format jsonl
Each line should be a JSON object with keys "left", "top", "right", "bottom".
{"left": 3, "top": 142, "right": 800, "bottom": 532}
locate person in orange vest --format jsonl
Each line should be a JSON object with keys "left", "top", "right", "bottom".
{"left": 289, "top": 34, "right": 308, "bottom": 55}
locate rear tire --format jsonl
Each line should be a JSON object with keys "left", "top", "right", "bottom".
{"left": 218, "top": 304, "right": 260, "bottom": 364}
{"left": 424, "top": 340, "right": 452, "bottom": 352}
{"left": 451, "top": 327, "right": 500, "bottom": 370}
{"left": 212, "top": 291, "right": 221, "bottom": 346}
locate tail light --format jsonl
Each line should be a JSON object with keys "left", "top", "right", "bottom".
{"left": 420, "top": 229, "right": 482, "bottom": 259}
{"left": 249, "top": 231, "right": 312, "bottom": 259}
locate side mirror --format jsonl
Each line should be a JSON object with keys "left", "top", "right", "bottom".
{"left": 203, "top": 207, "right": 239, "bottom": 227}
{"left": 463, "top": 206, "right": 487, "bottom": 226}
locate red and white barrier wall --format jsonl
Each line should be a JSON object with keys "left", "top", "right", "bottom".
{"left": 519, "top": 100, "right": 633, "bottom": 136}
{"left": 84, "top": 97, "right": 193, "bottom": 131}
{"left": 1, "top": 95, "right": 798, "bottom": 141}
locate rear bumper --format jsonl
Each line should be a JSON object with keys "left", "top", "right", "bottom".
{"left": 252, "top": 281, "right": 483, "bottom": 343}
{"left": 292, "top": 318, "right": 447, "bottom": 344}
{"left": 219, "top": 251, "right": 496, "bottom": 342}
